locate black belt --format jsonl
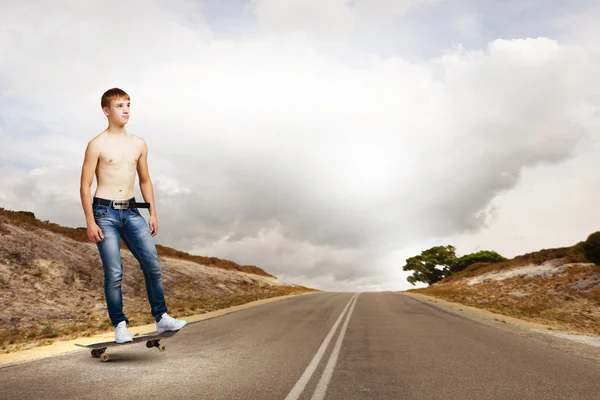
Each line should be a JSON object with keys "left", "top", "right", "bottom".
{"left": 93, "top": 197, "right": 150, "bottom": 210}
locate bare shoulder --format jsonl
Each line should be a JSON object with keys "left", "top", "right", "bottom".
{"left": 87, "top": 132, "right": 107, "bottom": 151}
{"left": 130, "top": 134, "right": 147, "bottom": 152}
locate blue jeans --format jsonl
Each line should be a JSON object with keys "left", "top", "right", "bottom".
{"left": 92, "top": 197, "right": 168, "bottom": 327}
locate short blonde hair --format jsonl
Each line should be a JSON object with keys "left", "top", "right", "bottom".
{"left": 101, "top": 88, "right": 130, "bottom": 109}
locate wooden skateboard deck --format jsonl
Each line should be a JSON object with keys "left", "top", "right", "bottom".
{"left": 75, "top": 330, "right": 180, "bottom": 362}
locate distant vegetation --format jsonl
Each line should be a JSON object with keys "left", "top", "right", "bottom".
{"left": 402, "top": 245, "right": 506, "bottom": 286}
{"left": 403, "top": 231, "right": 600, "bottom": 286}
{"left": 581, "top": 231, "right": 600, "bottom": 265}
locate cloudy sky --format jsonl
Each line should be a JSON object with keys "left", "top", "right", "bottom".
{"left": 1, "top": 0, "right": 599, "bottom": 292}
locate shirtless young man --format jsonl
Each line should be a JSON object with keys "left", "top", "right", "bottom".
{"left": 79, "top": 88, "right": 186, "bottom": 343}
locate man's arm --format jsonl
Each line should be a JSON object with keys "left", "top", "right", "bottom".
{"left": 137, "top": 138, "right": 159, "bottom": 236}
{"left": 80, "top": 140, "right": 104, "bottom": 243}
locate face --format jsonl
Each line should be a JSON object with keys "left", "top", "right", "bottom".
{"left": 104, "top": 97, "right": 130, "bottom": 125}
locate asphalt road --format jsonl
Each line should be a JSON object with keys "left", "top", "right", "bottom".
{"left": 3, "top": 292, "right": 600, "bottom": 400}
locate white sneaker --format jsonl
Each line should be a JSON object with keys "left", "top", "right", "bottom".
{"left": 115, "top": 321, "right": 133, "bottom": 343}
{"left": 156, "top": 313, "right": 187, "bottom": 333}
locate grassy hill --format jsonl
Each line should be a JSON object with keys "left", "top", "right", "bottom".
{"left": 409, "top": 240, "right": 600, "bottom": 336}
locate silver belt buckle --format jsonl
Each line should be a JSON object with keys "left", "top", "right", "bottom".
{"left": 112, "top": 200, "right": 130, "bottom": 210}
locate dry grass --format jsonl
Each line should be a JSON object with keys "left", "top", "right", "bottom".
{"left": 441, "top": 246, "right": 585, "bottom": 284}
{"left": 0, "top": 207, "right": 318, "bottom": 354}
{"left": 0, "top": 207, "right": 274, "bottom": 277}
{"left": 0, "top": 286, "right": 312, "bottom": 353}
{"left": 154, "top": 245, "right": 274, "bottom": 277}
{"left": 411, "top": 263, "right": 600, "bottom": 335}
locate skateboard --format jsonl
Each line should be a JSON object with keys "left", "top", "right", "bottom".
{"left": 75, "top": 330, "right": 180, "bottom": 362}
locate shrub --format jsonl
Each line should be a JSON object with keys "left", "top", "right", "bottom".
{"left": 583, "top": 232, "right": 600, "bottom": 265}
{"left": 40, "top": 325, "right": 58, "bottom": 339}
{"left": 570, "top": 242, "right": 589, "bottom": 263}
{"left": 450, "top": 251, "right": 506, "bottom": 274}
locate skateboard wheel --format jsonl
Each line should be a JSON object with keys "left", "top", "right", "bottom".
{"left": 101, "top": 353, "right": 109, "bottom": 362}
{"left": 146, "top": 341, "right": 153, "bottom": 348}
{"left": 91, "top": 350, "right": 99, "bottom": 358}
{"left": 158, "top": 344, "right": 166, "bottom": 352}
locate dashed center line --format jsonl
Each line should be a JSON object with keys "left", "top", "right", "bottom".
{"left": 311, "top": 293, "right": 359, "bottom": 400}
{"left": 284, "top": 293, "right": 360, "bottom": 400}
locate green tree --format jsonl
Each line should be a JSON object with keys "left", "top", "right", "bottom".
{"left": 403, "top": 246, "right": 506, "bottom": 286}
{"left": 403, "top": 245, "right": 457, "bottom": 285}
{"left": 583, "top": 231, "right": 600, "bottom": 265}
{"left": 450, "top": 250, "right": 506, "bottom": 274}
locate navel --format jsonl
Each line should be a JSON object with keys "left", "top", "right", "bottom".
{"left": 109, "top": 159, "right": 113, "bottom": 163}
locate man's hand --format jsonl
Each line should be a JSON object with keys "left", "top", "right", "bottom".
{"left": 149, "top": 215, "right": 159, "bottom": 237}
{"left": 87, "top": 223, "right": 104, "bottom": 243}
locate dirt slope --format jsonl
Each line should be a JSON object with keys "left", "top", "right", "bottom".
{"left": 0, "top": 208, "right": 316, "bottom": 353}
{"left": 410, "top": 247, "right": 600, "bottom": 336}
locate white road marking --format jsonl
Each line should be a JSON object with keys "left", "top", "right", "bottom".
{"left": 284, "top": 293, "right": 359, "bottom": 400}
{"left": 311, "top": 293, "right": 359, "bottom": 400}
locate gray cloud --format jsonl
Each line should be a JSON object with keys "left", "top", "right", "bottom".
{"left": 0, "top": 1, "right": 599, "bottom": 291}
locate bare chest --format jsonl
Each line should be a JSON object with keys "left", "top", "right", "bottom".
{"left": 98, "top": 140, "right": 141, "bottom": 169}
